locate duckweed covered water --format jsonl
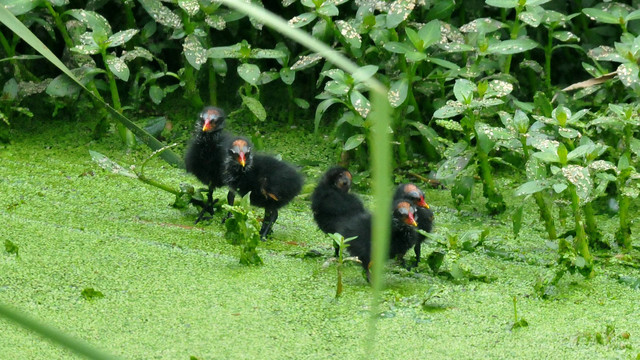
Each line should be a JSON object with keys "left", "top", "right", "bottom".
{"left": 1, "top": 120, "right": 639, "bottom": 359}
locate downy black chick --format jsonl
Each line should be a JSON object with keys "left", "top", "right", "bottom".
{"left": 393, "top": 183, "right": 434, "bottom": 266}
{"left": 336, "top": 200, "right": 418, "bottom": 281}
{"left": 184, "top": 106, "right": 232, "bottom": 223}
{"left": 311, "top": 166, "right": 366, "bottom": 235}
{"left": 223, "top": 137, "right": 303, "bottom": 239}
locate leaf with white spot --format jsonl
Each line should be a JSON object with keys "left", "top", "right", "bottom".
{"left": 318, "top": 3, "right": 339, "bottom": 17}
{"left": 350, "top": 91, "right": 371, "bottom": 118}
{"left": 485, "top": 0, "right": 517, "bottom": 8}
{"left": 66, "top": 9, "right": 112, "bottom": 38}
{"left": 386, "top": 0, "right": 415, "bottom": 29}
{"left": 460, "top": 18, "right": 504, "bottom": 34}
{"left": 433, "top": 101, "right": 465, "bottom": 119}
{"left": 205, "top": 14, "right": 226, "bottom": 30}
{"left": 280, "top": 67, "right": 295, "bottom": 85}
{"left": 121, "top": 47, "right": 154, "bottom": 62}
{"left": 562, "top": 165, "right": 592, "bottom": 199}
{"left": 237, "top": 63, "right": 261, "bottom": 86}
{"left": 178, "top": 0, "right": 199, "bottom": 16}
{"left": 553, "top": 31, "right": 579, "bottom": 42}
{"left": 418, "top": 20, "right": 441, "bottom": 48}
{"left": 107, "top": 29, "right": 139, "bottom": 48}
{"left": 149, "top": 85, "right": 164, "bottom": 104}
{"left": 288, "top": 12, "right": 317, "bottom": 28}
{"left": 519, "top": 10, "right": 542, "bottom": 27}
{"left": 325, "top": 80, "right": 350, "bottom": 96}
{"left": 533, "top": 150, "right": 560, "bottom": 163}
{"left": 388, "top": 78, "right": 408, "bottom": 108}
{"left": 352, "top": 65, "right": 378, "bottom": 84}
{"left": 435, "top": 119, "right": 464, "bottom": 132}
{"left": 183, "top": 34, "right": 207, "bottom": 70}
{"left": 436, "top": 153, "right": 473, "bottom": 181}
{"left": 207, "top": 44, "right": 243, "bottom": 59}
{"left": 453, "top": 79, "right": 476, "bottom": 103}
{"left": 138, "top": 0, "right": 183, "bottom": 29}
{"left": 3, "top": 0, "right": 40, "bottom": 16}
{"left": 384, "top": 41, "right": 414, "bottom": 54}
{"left": 291, "top": 53, "right": 323, "bottom": 70}
{"left": 583, "top": 8, "right": 619, "bottom": 24}
{"left": 106, "top": 55, "right": 130, "bottom": 81}
{"left": 335, "top": 20, "right": 361, "bottom": 49}
{"left": 588, "top": 46, "right": 625, "bottom": 63}
{"left": 617, "top": 63, "right": 640, "bottom": 87}
{"left": 487, "top": 38, "right": 538, "bottom": 55}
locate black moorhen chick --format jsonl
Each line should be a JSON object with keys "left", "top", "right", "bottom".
{"left": 184, "top": 106, "right": 232, "bottom": 223}
{"left": 223, "top": 137, "right": 303, "bottom": 239}
{"left": 311, "top": 166, "right": 366, "bottom": 235}
{"left": 393, "top": 183, "right": 434, "bottom": 266}
{"left": 336, "top": 199, "right": 418, "bottom": 281}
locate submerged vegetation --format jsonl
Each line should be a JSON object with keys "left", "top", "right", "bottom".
{"left": 1, "top": 0, "right": 640, "bottom": 358}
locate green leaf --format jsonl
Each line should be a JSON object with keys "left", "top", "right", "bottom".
{"left": 314, "top": 98, "right": 341, "bottom": 133}
{"left": 352, "top": 65, "right": 378, "bottom": 84}
{"left": 426, "top": 57, "right": 460, "bottom": 70}
{"left": 405, "top": 51, "right": 427, "bottom": 62}
{"left": 81, "top": 288, "right": 104, "bottom": 301}
{"left": 630, "top": 138, "right": 640, "bottom": 157}
{"left": 350, "top": 90, "right": 371, "bottom": 118}
{"left": 476, "top": 129, "right": 495, "bottom": 154}
{"left": 335, "top": 20, "right": 361, "bottom": 49}
{"left": 408, "top": 121, "right": 445, "bottom": 154}
{"left": 562, "top": 165, "right": 593, "bottom": 199}
{"left": 318, "top": 3, "right": 338, "bottom": 17}
{"left": 515, "top": 180, "right": 549, "bottom": 196}
{"left": 178, "top": 0, "right": 199, "bottom": 16}
{"left": 65, "top": 9, "right": 112, "bottom": 38}
{"left": 512, "top": 205, "right": 523, "bottom": 238}
{"left": 533, "top": 150, "right": 560, "bottom": 163}
{"left": 343, "top": 134, "right": 365, "bottom": 151}
{"left": 4, "top": 239, "right": 18, "bottom": 255}
{"left": 418, "top": 20, "right": 441, "bottom": 48}
{"left": 583, "top": 8, "right": 620, "bottom": 24}
{"left": 617, "top": 63, "right": 640, "bottom": 88}
{"left": 567, "top": 143, "right": 596, "bottom": 161}
{"left": 625, "top": 9, "right": 640, "bottom": 22}
{"left": 3, "top": 0, "right": 41, "bottom": 16}
{"left": 325, "top": 80, "right": 350, "bottom": 96}
{"left": 453, "top": 79, "right": 475, "bottom": 103}
{"left": 436, "top": 153, "right": 473, "bottom": 181}
{"left": 107, "top": 29, "right": 139, "bottom": 48}
{"left": 487, "top": 38, "right": 538, "bottom": 55}
{"left": 405, "top": 27, "right": 422, "bottom": 50}
{"left": 293, "top": 98, "right": 309, "bottom": 109}
{"left": 552, "top": 183, "right": 567, "bottom": 193}
{"left": 280, "top": 67, "right": 295, "bottom": 85}
{"left": 206, "top": 44, "right": 243, "bottom": 59}
{"left": 90, "top": 150, "right": 137, "bottom": 178}
{"left": 241, "top": 95, "right": 266, "bottom": 121}
{"left": 485, "top": 0, "right": 518, "bottom": 8}
{"left": 433, "top": 102, "right": 465, "bottom": 119}
{"left": 149, "top": 85, "right": 164, "bottom": 105}
{"left": 553, "top": 31, "right": 579, "bottom": 42}
{"left": 251, "top": 49, "right": 287, "bottom": 59}
{"left": 435, "top": 119, "right": 464, "bottom": 132}
{"left": 386, "top": 0, "right": 414, "bottom": 28}
{"left": 426, "top": 0, "right": 455, "bottom": 21}
{"left": 138, "top": 0, "right": 183, "bottom": 28}
{"left": 460, "top": 18, "right": 504, "bottom": 34}
{"left": 288, "top": 12, "right": 317, "bottom": 28}
{"left": 105, "top": 55, "right": 130, "bottom": 81}
{"left": 237, "top": 63, "right": 261, "bottom": 86}
{"left": 183, "top": 34, "right": 207, "bottom": 70}
{"left": 519, "top": 10, "right": 542, "bottom": 27}
{"left": 388, "top": 78, "right": 408, "bottom": 108}
{"left": 383, "top": 41, "right": 413, "bottom": 54}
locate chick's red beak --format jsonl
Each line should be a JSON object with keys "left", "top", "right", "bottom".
{"left": 202, "top": 119, "right": 213, "bottom": 132}
{"left": 405, "top": 212, "right": 418, "bottom": 227}
{"left": 418, "top": 196, "right": 430, "bottom": 209}
{"left": 238, "top": 152, "right": 246, "bottom": 167}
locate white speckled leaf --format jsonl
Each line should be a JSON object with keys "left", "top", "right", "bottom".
{"left": 343, "top": 134, "right": 365, "bottom": 151}
{"left": 107, "top": 29, "right": 139, "bottom": 48}
{"left": 617, "top": 63, "right": 640, "bottom": 87}
{"left": 587, "top": 46, "right": 625, "bottom": 62}
{"left": 290, "top": 53, "right": 322, "bottom": 70}
{"left": 335, "top": 20, "right": 361, "bottom": 49}
{"left": 388, "top": 78, "right": 408, "bottom": 107}
{"left": 205, "top": 14, "right": 226, "bottom": 30}
{"left": 138, "top": 0, "right": 183, "bottom": 29}
{"left": 562, "top": 165, "right": 592, "bottom": 199}
{"left": 106, "top": 55, "right": 130, "bottom": 81}
{"left": 485, "top": 0, "right": 518, "bottom": 8}
{"left": 386, "top": 0, "right": 416, "bottom": 28}
{"left": 241, "top": 94, "right": 266, "bottom": 121}
{"left": 350, "top": 90, "right": 371, "bottom": 118}
{"left": 288, "top": 12, "right": 317, "bottom": 28}
{"left": 435, "top": 119, "right": 464, "bottom": 132}
{"left": 66, "top": 9, "right": 112, "bottom": 37}
{"left": 121, "top": 47, "right": 154, "bottom": 62}
{"left": 206, "top": 44, "right": 243, "bottom": 59}
{"left": 251, "top": 49, "right": 287, "bottom": 59}
{"left": 178, "top": 0, "right": 200, "bottom": 16}
{"left": 433, "top": 101, "right": 465, "bottom": 119}
{"left": 183, "top": 34, "right": 207, "bottom": 70}
{"left": 487, "top": 38, "right": 537, "bottom": 55}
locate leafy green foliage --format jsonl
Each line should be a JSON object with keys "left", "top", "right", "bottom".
{"left": 4, "top": 239, "right": 18, "bottom": 256}
{"left": 223, "top": 193, "right": 262, "bottom": 266}
{"left": 81, "top": 288, "right": 105, "bottom": 301}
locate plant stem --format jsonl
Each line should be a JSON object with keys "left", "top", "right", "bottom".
{"left": 183, "top": 64, "right": 204, "bottom": 108}
{"left": 544, "top": 25, "right": 554, "bottom": 92}
{"left": 583, "top": 202, "right": 601, "bottom": 246}
{"left": 616, "top": 194, "right": 632, "bottom": 250}
{"left": 45, "top": 2, "right": 73, "bottom": 48}
{"left": 100, "top": 50, "right": 134, "bottom": 146}
{"left": 477, "top": 144, "right": 505, "bottom": 215}
{"left": 533, "top": 192, "right": 556, "bottom": 240}
{"left": 503, "top": 5, "right": 522, "bottom": 75}
{"left": 568, "top": 184, "right": 593, "bottom": 276}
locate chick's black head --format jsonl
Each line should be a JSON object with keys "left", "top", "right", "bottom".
{"left": 398, "top": 183, "right": 429, "bottom": 209}
{"left": 393, "top": 200, "right": 418, "bottom": 227}
{"left": 323, "top": 166, "right": 352, "bottom": 192}
{"left": 228, "top": 138, "right": 252, "bottom": 169}
{"left": 199, "top": 106, "right": 226, "bottom": 133}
